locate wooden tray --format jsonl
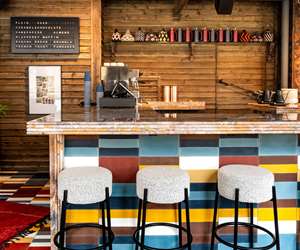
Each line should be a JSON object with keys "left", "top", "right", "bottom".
{"left": 248, "top": 102, "right": 300, "bottom": 113}
{"left": 140, "top": 101, "right": 206, "bottom": 111}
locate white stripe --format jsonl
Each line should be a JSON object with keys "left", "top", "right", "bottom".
{"left": 64, "top": 157, "right": 98, "bottom": 168}
{"left": 218, "top": 218, "right": 296, "bottom": 234}
{"left": 180, "top": 156, "right": 219, "bottom": 169}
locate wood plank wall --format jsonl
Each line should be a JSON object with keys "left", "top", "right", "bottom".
{"left": 0, "top": 0, "right": 92, "bottom": 170}
{"left": 293, "top": 0, "right": 300, "bottom": 88}
{"left": 102, "top": 0, "right": 280, "bottom": 109}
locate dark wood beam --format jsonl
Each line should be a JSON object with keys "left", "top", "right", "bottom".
{"left": 173, "top": 0, "right": 189, "bottom": 17}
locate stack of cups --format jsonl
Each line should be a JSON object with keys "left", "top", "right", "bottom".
{"left": 163, "top": 85, "right": 177, "bottom": 102}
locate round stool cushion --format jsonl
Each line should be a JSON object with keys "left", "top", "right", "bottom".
{"left": 218, "top": 165, "right": 274, "bottom": 203}
{"left": 136, "top": 167, "right": 190, "bottom": 204}
{"left": 58, "top": 167, "right": 112, "bottom": 204}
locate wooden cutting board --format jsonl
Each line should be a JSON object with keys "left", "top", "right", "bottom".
{"left": 139, "top": 101, "right": 206, "bottom": 110}
{"left": 248, "top": 102, "right": 300, "bottom": 113}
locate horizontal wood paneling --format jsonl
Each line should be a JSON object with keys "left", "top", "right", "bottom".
{"left": 0, "top": 0, "right": 92, "bottom": 170}
{"left": 103, "top": 0, "right": 279, "bottom": 109}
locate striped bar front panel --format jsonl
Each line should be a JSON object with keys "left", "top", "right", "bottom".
{"left": 64, "top": 134, "right": 299, "bottom": 250}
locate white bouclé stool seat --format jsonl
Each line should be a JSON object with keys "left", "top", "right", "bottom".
{"left": 136, "top": 167, "right": 190, "bottom": 204}
{"left": 58, "top": 167, "right": 112, "bottom": 204}
{"left": 218, "top": 164, "right": 274, "bottom": 203}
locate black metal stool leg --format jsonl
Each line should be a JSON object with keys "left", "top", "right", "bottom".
{"left": 59, "top": 190, "right": 68, "bottom": 250}
{"left": 101, "top": 201, "right": 106, "bottom": 249}
{"left": 141, "top": 189, "right": 148, "bottom": 250}
{"left": 105, "top": 187, "right": 112, "bottom": 250}
{"left": 272, "top": 186, "right": 280, "bottom": 250}
{"left": 135, "top": 198, "right": 143, "bottom": 250}
{"left": 249, "top": 203, "right": 254, "bottom": 248}
{"left": 178, "top": 202, "right": 183, "bottom": 248}
{"left": 184, "top": 188, "right": 192, "bottom": 250}
{"left": 234, "top": 189, "right": 239, "bottom": 250}
{"left": 210, "top": 186, "right": 219, "bottom": 250}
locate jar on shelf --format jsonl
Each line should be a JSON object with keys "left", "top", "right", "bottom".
{"left": 135, "top": 27, "right": 145, "bottom": 42}
{"left": 263, "top": 27, "right": 274, "bottom": 42}
{"left": 121, "top": 29, "right": 135, "bottom": 41}
{"left": 158, "top": 29, "right": 170, "bottom": 42}
{"left": 111, "top": 29, "right": 121, "bottom": 41}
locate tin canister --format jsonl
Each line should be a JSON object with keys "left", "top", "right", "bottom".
{"left": 177, "top": 27, "right": 183, "bottom": 42}
{"left": 218, "top": 28, "right": 224, "bottom": 42}
{"left": 225, "top": 27, "right": 231, "bottom": 42}
{"left": 170, "top": 27, "right": 175, "bottom": 42}
{"left": 193, "top": 27, "right": 199, "bottom": 42}
{"left": 202, "top": 27, "right": 208, "bottom": 42}
{"left": 209, "top": 28, "right": 215, "bottom": 42}
{"left": 185, "top": 27, "right": 191, "bottom": 42}
{"left": 233, "top": 28, "right": 238, "bottom": 42}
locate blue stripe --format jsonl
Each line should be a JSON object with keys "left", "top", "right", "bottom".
{"left": 99, "top": 148, "right": 139, "bottom": 156}
{"left": 259, "top": 134, "right": 297, "bottom": 156}
{"left": 65, "top": 138, "right": 99, "bottom": 147}
{"left": 219, "top": 138, "right": 259, "bottom": 147}
{"left": 64, "top": 147, "right": 98, "bottom": 157}
{"left": 99, "top": 135, "right": 139, "bottom": 139}
{"left": 179, "top": 147, "right": 219, "bottom": 156}
{"left": 140, "top": 136, "right": 179, "bottom": 157}
{"left": 219, "top": 147, "right": 258, "bottom": 156}
{"left": 99, "top": 139, "right": 139, "bottom": 148}
{"left": 275, "top": 182, "right": 298, "bottom": 199}
{"left": 180, "top": 139, "right": 219, "bottom": 147}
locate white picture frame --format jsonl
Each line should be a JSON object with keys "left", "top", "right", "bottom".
{"left": 28, "top": 66, "right": 61, "bottom": 114}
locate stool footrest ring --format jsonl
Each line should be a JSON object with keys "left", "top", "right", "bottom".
{"left": 54, "top": 223, "right": 115, "bottom": 250}
{"left": 133, "top": 222, "right": 193, "bottom": 250}
{"left": 215, "top": 221, "right": 276, "bottom": 250}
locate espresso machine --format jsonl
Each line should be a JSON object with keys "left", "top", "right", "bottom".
{"left": 99, "top": 64, "right": 139, "bottom": 108}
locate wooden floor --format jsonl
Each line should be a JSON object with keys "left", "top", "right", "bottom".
{"left": 0, "top": 171, "right": 51, "bottom": 250}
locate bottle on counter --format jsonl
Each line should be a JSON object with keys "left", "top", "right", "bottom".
{"left": 84, "top": 71, "right": 91, "bottom": 108}
{"left": 185, "top": 27, "right": 191, "bottom": 43}
{"left": 202, "top": 27, "right": 208, "bottom": 42}
{"left": 232, "top": 27, "right": 238, "bottom": 42}
{"left": 96, "top": 83, "right": 104, "bottom": 108}
{"left": 193, "top": 27, "right": 200, "bottom": 43}
{"left": 177, "top": 28, "right": 183, "bottom": 42}
{"left": 170, "top": 27, "right": 175, "bottom": 43}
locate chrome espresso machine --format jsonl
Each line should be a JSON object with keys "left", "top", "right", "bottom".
{"left": 99, "top": 64, "right": 139, "bottom": 108}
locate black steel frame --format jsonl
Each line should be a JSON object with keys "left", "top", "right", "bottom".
{"left": 210, "top": 186, "right": 280, "bottom": 250}
{"left": 54, "top": 188, "right": 114, "bottom": 250}
{"left": 133, "top": 188, "right": 193, "bottom": 250}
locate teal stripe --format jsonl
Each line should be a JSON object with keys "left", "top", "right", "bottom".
{"left": 64, "top": 147, "right": 98, "bottom": 157}
{"left": 219, "top": 138, "right": 258, "bottom": 147}
{"left": 112, "top": 184, "right": 136, "bottom": 197}
{"left": 140, "top": 136, "right": 179, "bottom": 157}
{"left": 259, "top": 134, "right": 297, "bottom": 156}
{"left": 99, "top": 139, "right": 139, "bottom": 148}
{"left": 179, "top": 147, "right": 219, "bottom": 156}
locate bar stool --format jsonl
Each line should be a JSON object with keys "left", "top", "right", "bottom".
{"left": 133, "top": 167, "right": 193, "bottom": 250}
{"left": 210, "top": 164, "right": 280, "bottom": 250}
{"left": 54, "top": 167, "right": 114, "bottom": 250}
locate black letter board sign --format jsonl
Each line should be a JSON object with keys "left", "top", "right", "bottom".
{"left": 11, "top": 16, "right": 80, "bottom": 54}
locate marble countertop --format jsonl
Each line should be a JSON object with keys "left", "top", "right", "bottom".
{"left": 26, "top": 107, "right": 300, "bottom": 135}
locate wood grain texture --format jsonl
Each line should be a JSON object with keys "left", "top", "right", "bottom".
{"left": 49, "top": 134, "right": 64, "bottom": 250}
{"left": 102, "top": 0, "right": 279, "bottom": 109}
{"left": 0, "top": 0, "right": 92, "bottom": 170}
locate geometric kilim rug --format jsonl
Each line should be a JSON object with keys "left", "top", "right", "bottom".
{"left": 0, "top": 201, "right": 49, "bottom": 248}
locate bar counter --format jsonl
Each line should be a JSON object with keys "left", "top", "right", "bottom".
{"left": 26, "top": 107, "right": 300, "bottom": 250}
{"left": 27, "top": 107, "right": 300, "bottom": 135}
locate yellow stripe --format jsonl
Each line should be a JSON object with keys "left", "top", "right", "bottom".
{"left": 260, "top": 164, "right": 297, "bottom": 173}
{"left": 66, "top": 208, "right": 297, "bottom": 223}
{"left": 187, "top": 169, "right": 217, "bottom": 183}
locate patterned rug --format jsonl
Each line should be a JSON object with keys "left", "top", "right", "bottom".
{"left": 0, "top": 171, "right": 51, "bottom": 250}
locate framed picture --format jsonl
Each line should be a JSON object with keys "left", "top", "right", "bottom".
{"left": 28, "top": 66, "right": 61, "bottom": 114}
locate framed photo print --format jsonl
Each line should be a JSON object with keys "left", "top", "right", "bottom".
{"left": 28, "top": 66, "right": 61, "bottom": 114}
